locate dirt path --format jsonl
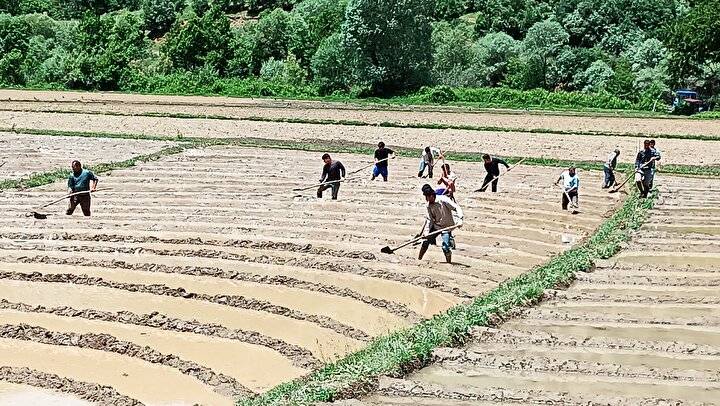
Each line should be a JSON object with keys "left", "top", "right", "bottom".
{"left": 0, "top": 145, "right": 615, "bottom": 404}
{"left": 342, "top": 175, "right": 720, "bottom": 405}
{"left": 1, "top": 111, "right": 717, "bottom": 166}
{"left": 1, "top": 89, "right": 718, "bottom": 137}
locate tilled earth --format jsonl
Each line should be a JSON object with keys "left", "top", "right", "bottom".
{"left": 2, "top": 89, "right": 719, "bottom": 137}
{"left": 0, "top": 145, "right": 616, "bottom": 405}
{"left": 0, "top": 110, "right": 716, "bottom": 167}
{"left": 342, "top": 175, "right": 720, "bottom": 405}
{"left": 0, "top": 131, "right": 176, "bottom": 180}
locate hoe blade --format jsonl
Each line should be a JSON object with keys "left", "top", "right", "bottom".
{"left": 31, "top": 212, "right": 48, "bottom": 220}
{"left": 380, "top": 246, "right": 394, "bottom": 254}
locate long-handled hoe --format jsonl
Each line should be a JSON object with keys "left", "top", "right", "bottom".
{"left": 609, "top": 161, "right": 652, "bottom": 194}
{"left": 27, "top": 188, "right": 112, "bottom": 219}
{"left": 381, "top": 224, "right": 460, "bottom": 254}
{"left": 348, "top": 157, "right": 390, "bottom": 176}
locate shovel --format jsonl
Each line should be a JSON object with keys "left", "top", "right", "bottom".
{"left": 27, "top": 188, "right": 112, "bottom": 219}
{"left": 381, "top": 224, "right": 460, "bottom": 254}
{"left": 474, "top": 157, "right": 527, "bottom": 192}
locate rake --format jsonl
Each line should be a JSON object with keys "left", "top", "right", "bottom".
{"left": 27, "top": 188, "right": 112, "bottom": 219}
{"left": 381, "top": 224, "right": 460, "bottom": 254}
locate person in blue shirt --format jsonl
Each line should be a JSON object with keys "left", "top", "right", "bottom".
{"left": 67, "top": 160, "right": 98, "bottom": 216}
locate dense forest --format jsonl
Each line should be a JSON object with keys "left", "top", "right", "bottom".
{"left": 0, "top": 0, "right": 718, "bottom": 109}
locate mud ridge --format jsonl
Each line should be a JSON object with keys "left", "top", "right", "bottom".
{"left": 24, "top": 242, "right": 472, "bottom": 298}
{"left": 469, "top": 326, "right": 720, "bottom": 357}
{"left": 432, "top": 349, "right": 720, "bottom": 382}
{"left": 0, "top": 366, "right": 143, "bottom": 405}
{"left": 375, "top": 377, "right": 687, "bottom": 406}
{"left": 1, "top": 232, "right": 376, "bottom": 260}
{"left": 0, "top": 270, "right": 372, "bottom": 342}
{"left": 0, "top": 323, "right": 251, "bottom": 397}
{"left": 552, "top": 291, "right": 720, "bottom": 305}
{"left": 9, "top": 254, "right": 423, "bottom": 321}
{"left": 523, "top": 308, "right": 720, "bottom": 327}
{"left": 0, "top": 299, "right": 320, "bottom": 369}
{"left": 575, "top": 272, "right": 720, "bottom": 287}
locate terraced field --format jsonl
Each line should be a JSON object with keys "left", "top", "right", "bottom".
{"left": 348, "top": 175, "right": 720, "bottom": 405}
{"left": 0, "top": 143, "right": 617, "bottom": 405}
{"left": 0, "top": 131, "right": 176, "bottom": 180}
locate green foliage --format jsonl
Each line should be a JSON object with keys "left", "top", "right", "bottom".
{"left": 164, "top": 5, "right": 232, "bottom": 73}
{"left": 508, "top": 20, "right": 569, "bottom": 89}
{"left": 310, "top": 32, "right": 348, "bottom": 94}
{"left": 229, "top": 8, "right": 291, "bottom": 76}
{"left": 573, "top": 60, "right": 613, "bottom": 92}
{"left": 341, "top": 0, "right": 433, "bottom": 95}
{"left": 475, "top": 31, "right": 520, "bottom": 86}
{"left": 287, "top": 0, "right": 346, "bottom": 67}
{"left": 259, "top": 54, "right": 306, "bottom": 85}
{"left": 142, "top": 0, "right": 183, "bottom": 38}
{"left": 430, "top": 21, "right": 479, "bottom": 87}
{"left": 473, "top": 0, "right": 551, "bottom": 39}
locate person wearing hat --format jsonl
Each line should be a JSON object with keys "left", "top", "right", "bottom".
{"left": 317, "top": 153, "right": 346, "bottom": 200}
{"left": 419, "top": 183, "right": 464, "bottom": 263}
{"left": 371, "top": 141, "right": 395, "bottom": 181}
{"left": 555, "top": 166, "right": 579, "bottom": 211}
{"left": 603, "top": 148, "right": 620, "bottom": 188}
{"left": 67, "top": 160, "right": 98, "bottom": 216}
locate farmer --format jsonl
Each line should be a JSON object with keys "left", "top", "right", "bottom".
{"left": 436, "top": 163, "right": 458, "bottom": 201}
{"left": 648, "top": 139, "right": 661, "bottom": 189}
{"left": 371, "top": 142, "right": 395, "bottom": 181}
{"left": 555, "top": 166, "right": 579, "bottom": 211}
{"left": 418, "top": 146, "right": 442, "bottom": 178}
{"left": 635, "top": 140, "right": 661, "bottom": 198}
{"left": 317, "top": 153, "right": 346, "bottom": 200}
{"left": 479, "top": 154, "right": 510, "bottom": 192}
{"left": 603, "top": 148, "right": 621, "bottom": 188}
{"left": 67, "top": 160, "right": 98, "bottom": 216}
{"left": 419, "top": 184, "right": 464, "bottom": 264}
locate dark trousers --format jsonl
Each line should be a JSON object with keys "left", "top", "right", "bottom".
{"left": 603, "top": 167, "right": 616, "bottom": 188}
{"left": 636, "top": 169, "right": 654, "bottom": 197}
{"left": 562, "top": 190, "right": 578, "bottom": 210}
{"left": 317, "top": 182, "right": 340, "bottom": 200}
{"left": 67, "top": 194, "right": 91, "bottom": 216}
{"left": 479, "top": 173, "right": 499, "bottom": 192}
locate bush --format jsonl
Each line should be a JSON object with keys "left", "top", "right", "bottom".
{"left": 142, "top": 0, "right": 184, "bottom": 38}
{"left": 310, "top": 32, "right": 348, "bottom": 94}
{"left": 424, "top": 85, "right": 458, "bottom": 103}
{"left": 163, "top": 5, "right": 232, "bottom": 73}
{"left": 573, "top": 60, "right": 614, "bottom": 92}
{"left": 260, "top": 54, "right": 306, "bottom": 85}
{"left": 341, "top": 0, "right": 433, "bottom": 95}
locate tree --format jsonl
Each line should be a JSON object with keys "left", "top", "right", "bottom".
{"left": 287, "top": 0, "right": 346, "bottom": 68}
{"left": 474, "top": 31, "right": 519, "bottom": 86}
{"left": 341, "top": 0, "right": 433, "bottom": 94}
{"left": 573, "top": 59, "right": 614, "bottom": 92}
{"left": 142, "top": 0, "right": 184, "bottom": 38}
{"left": 163, "top": 5, "right": 232, "bottom": 73}
{"left": 228, "top": 8, "right": 291, "bottom": 76}
{"left": 666, "top": 0, "right": 720, "bottom": 93}
{"left": 473, "top": 0, "right": 551, "bottom": 39}
{"left": 310, "top": 32, "right": 348, "bottom": 94}
{"left": 430, "top": 21, "right": 476, "bottom": 86}
{"left": 520, "top": 20, "right": 569, "bottom": 89}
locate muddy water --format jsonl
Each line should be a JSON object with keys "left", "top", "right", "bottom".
{"left": 0, "top": 279, "right": 363, "bottom": 359}
{"left": 9, "top": 260, "right": 410, "bottom": 336}
{"left": 413, "top": 365, "right": 720, "bottom": 403}
{"left": 0, "top": 309, "right": 306, "bottom": 391}
{"left": 0, "top": 338, "right": 233, "bottom": 406}
{"left": 0, "top": 381, "right": 92, "bottom": 406}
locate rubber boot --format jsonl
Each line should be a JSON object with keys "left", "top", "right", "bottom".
{"left": 418, "top": 171, "right": 423, "bottom": 178}
{"left": 444, "top": 251, "right": 452, "bottom": 263}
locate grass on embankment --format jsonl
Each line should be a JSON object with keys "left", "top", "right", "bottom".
{"left": 3, "top": 108, "right": 718, "bottom": 142}
{"left": 237, "top": 185, "right": 657, "bottom": 406}
{"left": 4, "top": 126, "right": 720, "bottom": 178}
{"left": 0, "top": 144, "right": 190, "bottom": 191}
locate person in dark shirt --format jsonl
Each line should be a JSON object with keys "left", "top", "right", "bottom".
{"left": 317, "top": 153, "right": 346, "bottom": 200}
{"left": 371, "top": 142, "right": 395, "bottom": 181}
{"left": 634, "top": 139, "right": 661, "bottom": 198}
{"left": 479, "top": 154, "right": 510, "bottom": 192}
{"left": 67, "top": 160, "right": 98, "bottom": 216}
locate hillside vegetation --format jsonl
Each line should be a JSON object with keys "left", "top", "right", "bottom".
{"left": 0, "top": 0, "right": 717, "bottom": 110}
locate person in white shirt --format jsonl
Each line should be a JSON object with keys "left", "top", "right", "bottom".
{"left": 555, "top": 167, "right": 579, "bottom": 210}
{"left": 603, "top": 148, "right": 620, "bottom": 188}
{"left": 419, "top": 184, "right": 464, "bottom": 263}
{"left": 436, "top": 163, "right": 458, "bottom": 201}
{"left": 418, "top": 146, "right": 442, "bottom": 178}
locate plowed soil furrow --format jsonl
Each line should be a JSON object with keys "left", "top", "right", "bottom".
{"left": 0, "top": 323, "right": 252, "bottom": 397}
{"left": 348, "top": 176, "right": 720, "bottom": 405}
{"left": 0, "top": 298, "right": 320, "bottom": 370}
{"left": 0, "top": 132, "right": 176, "bottom": 181}
{"left": 0, "top": 270, "right": 373, "bottom": 342}
{"left": 2, "top": 131, "right": 614, "bottom": 401}
{"left": 0, "top": 366, "right": 141, "bottom": 406}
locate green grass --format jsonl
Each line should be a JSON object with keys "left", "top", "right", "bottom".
{"left": 0, "top": 144, "right": 190, "bottom": 191}
{"left": 238, "top": 184, "right": 658, "bottom": 406}
{"left": 692, "top": 111, "right": 720, "bottom": 120}
{"left": 6, "top": 126, "right": 720, "bottom": 178}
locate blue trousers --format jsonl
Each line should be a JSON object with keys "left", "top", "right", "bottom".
{"left": 372, "top": 165, "right": 389, "bottom": 180}
{"left": 603, "top": 167, "right": 616, "bottom": 188}
{"left": 421, "top": 229, "right": 454, "bottom": 253}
